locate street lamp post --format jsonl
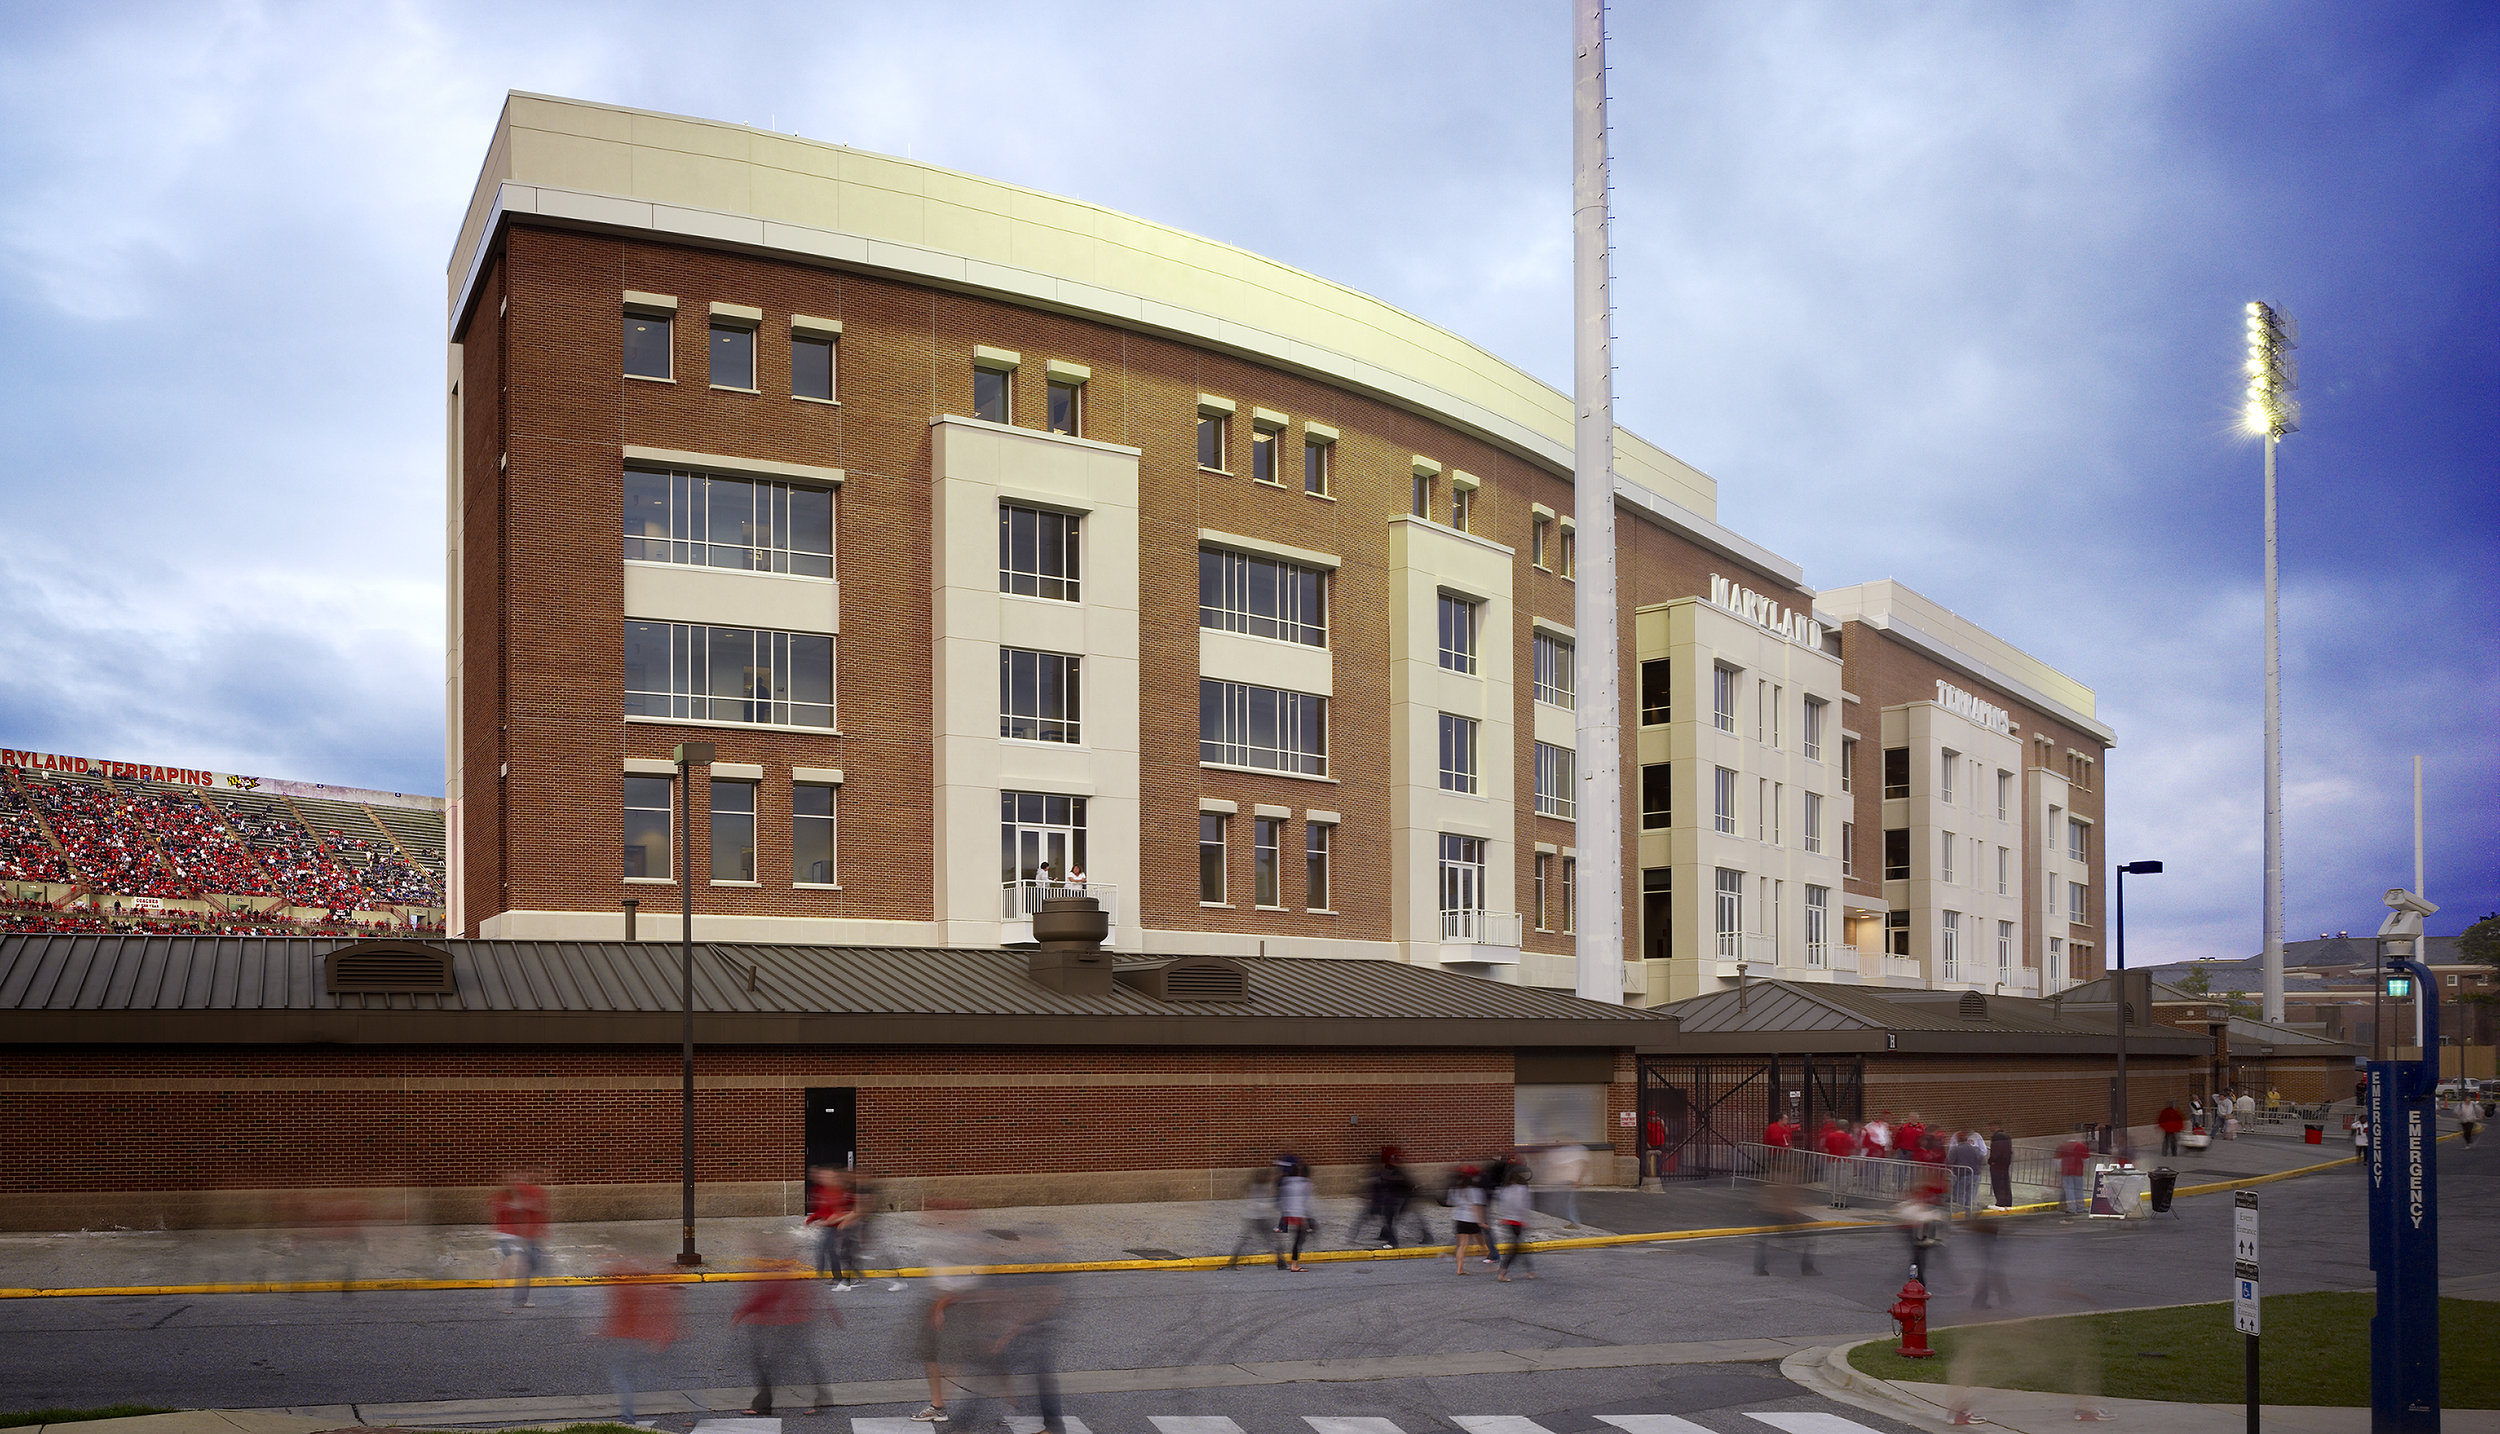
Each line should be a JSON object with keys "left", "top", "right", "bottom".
{"left": 2242, "top": 302, "right": 2298, "bottom": 1025}
{"left": 672, "top": 739, "right": 714, "bottom": 1267}
{"left": 2115, "top": 859, "right": 2165, "bottom": 1154}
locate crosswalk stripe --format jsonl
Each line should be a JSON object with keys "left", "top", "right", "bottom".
{"left": 1595, "top": 1417, "right": 1721, "bottom": 1434}
{"left": 1007, "top": 1419, "right": 1096, "bottom": 1434}
{"left": 1305, "top": 1420, "right": 1406, "bottom": 1434}
{"left": 1452, "top": 1419, "right": 1557, "bottom": 1434}
{"left": 1748, "top": 1414, "right": 1891, "bottom": 1434}
{"left": 1150, "top": 1418, "right": 1247, "bottom": 1434}
{"left": 853, "top": 1421, "right": 926, "bottom": 1434}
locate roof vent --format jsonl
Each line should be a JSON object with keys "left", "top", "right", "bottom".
{"left": 1957, "top": 990, "right": 1988, "bottom": 1021}
{"left": 1115, "top": 957, "right": 1250, "bottom": 1003}
{"left": 326, "top": 940, "right": 454, "bottom": 995}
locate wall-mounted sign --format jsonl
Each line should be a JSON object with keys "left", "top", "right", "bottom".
{"left": 1934, "top": 680, "right": 2014, "bottom": 735}
{"left": 1707, "top": 575, "right": 1823, "bottom": 650}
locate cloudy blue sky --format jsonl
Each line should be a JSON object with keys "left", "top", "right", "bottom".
{"left": 0, "top": 1, "right": 2490, "bottom": 960}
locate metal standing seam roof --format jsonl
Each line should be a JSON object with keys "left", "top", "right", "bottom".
{"left": 0, "top": 935, "right": 1665, "bottom": 1024}
{"left": 1653, "top": 978, "right": 2204, "bottom": 1046}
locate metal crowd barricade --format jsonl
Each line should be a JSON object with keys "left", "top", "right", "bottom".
{"left": 1728, "top": 1143, "right": 1981, "bottom": 1212}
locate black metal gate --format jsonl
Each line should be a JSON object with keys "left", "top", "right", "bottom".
{"left": 1638, "top": 1055, "right": 1863, "bottom": 1178}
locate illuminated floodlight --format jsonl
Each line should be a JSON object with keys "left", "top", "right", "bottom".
{"left": 2241, "top": 300, "right": 2299, "bottom": 436}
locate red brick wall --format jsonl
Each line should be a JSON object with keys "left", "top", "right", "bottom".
{"left": 1863, "top": 1052, "right": 2198, "bottom": 1137}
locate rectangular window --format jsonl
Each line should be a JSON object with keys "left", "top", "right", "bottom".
{"left": 1755, "top": 777, "right": 1767, "bottom": 841}
{"left": 1713, "top": 664, "right": 1738, "bottom": 733}
{"left": 999, "top": 648, "right": 1082, "bottom": 744}
{"left": 974, "top": 364, "right": 1012, "bottom": 424}
{"left": 1841, "top": 821, "right": 1856, "bottom": 879}
{"left": 1883, "top": 908, "right": 1911, "bottom": 957}
{"left": 1713, "top": 766, "right": 1737, "bottom": 835}
{"left": 1001, "top": 791, "right": 1087, "bottom": 886}
{"left": 792, "top": 335, "right": 835, "bottom": 401}
{"left": 1641, "top": 763, "right": 1672, "bottom": 830}
{"left": 1198, "top": 410, "right": 1229, "bottom": 470}
{"left": 1772, "top": 782, "right": 1784, "bottom": 845}
{"left": 623, "top": 775, "right": 672, "bottom": 879}
{"left": 1450, "top": 485, "right": 1473, "bottom": 533}
{"left": 1253, "top": 816, "right": 1282, "bottom": 907}
{"left": 1439, "top": 833, "right": 1488, "bottom": 940}
{"left": 1559, "top": 524, "right": 1575, "bottom": 577}
{"left": 710, "top": 779, "right": 757, "bottom": 882}
{"left": 1303, "top": 436, "right": 1332, "bottom": 495}
{"left": 1534, "top": 852, "right": 1552, "bottom": 930}
{"left": 624, "top": 309, "right": 673, "bottom": 379}
{"left": 1047, "top": 378, "right": 1082, "bottom": 436}
{"left": 998, "top": 502, "right": 1081, "bottom": 602}
{"left": 2047, "top": 804, "right": 2063, "bottom": 852}
{"left": 1883, "top": 827, "right": 1910, "bottom": 881}
{"left": 1411, "top": 469, "right": 1433, "bottom": 518}
{"left": 1997, "top": 919, "right": 2014, "bottom": 975}
{"left": 1769, "top": 878, "right": 1784, "bottom": 960}
{"left": 1638, "top": 658, "right": 1670, "bottom": 725}
{"left": 1533, "top": 632, "right": 1576, "bottom": 709}
{"left": 793, "top": 783, "right": 836, "bottom": 885}
{"left": 1534, "top": 742, "right": 1575, "bottom": 819}
{"left": 1250, "top": 425, "right": 1278, "bottom": 484}
{"left": 1199, "top": 814, "right": 1226, "bottom": 903}
{"left": 1437, "top": 594, "right": 1479, "bottom": 673}
{"left": 1532, "top": 517, "right": 1550, "bottom": 568}
{"left": 1882, "top": 746, "right": 1910, "bottom": 799}
{"left": 1940, "top": 749, "right": 1959, "bottom": 805}
{"left": 710, "top": 321, "right": 757, "bottom": 389}
{"left": 1199, "top": 679, "right": 1328, "bottom": 775}
{"left": 1438, "top": 713, "right": 1479, "bottom": 793}
{"left": 1561, "top": 856, "right": 1576, "bottom": 934}
{"left": 1941, "top": 910, "right": 1961, "bottom": 980}
{"left": 1806, "top": 885, "right": 1829, "bottom": 966}
{"left": 624, "top": 467, "right": 835, "bottom": 577}
{"left": 2068, "top": 818, "right": 2089, "bottom": 864}
{"left": 1715, "top": 868, "right": 1742, "bottom": 958}
{"left": 1841, "top": 737, "right": 1857, "bottom": 794}
{"left": 1998, "top": 846, "right": 2010, "bottom": 896}
{"left": 1804, "top": 792, "right": 1823, "bottom": 853}
{"left": 2069, "top": 881, "right": 2088, "bottom": 925}
{"left": 1755, "top": 679, "right": 1767, "bottom": 742}
{"left": 1199, "top": 548, "right": 1327, "bottom": 646}
{"left": 2048, "top": 936, "right": 2064, "bottom": 984}
{"left": 1802, "top": 696, "right": 1826, "bottom": 760}
{"left": 623, "top": 622, "right": 833, "bottom": 729}
{"left": 1771, "top": 686, "right": 1784, "bottom": 748}
{"left": 1643, "top": 867, "right": 1671, "bottom": 960}
{"left": 1997, "top": 769, "right": 2013, "bottom": 820}
{"left": 1942, "top": 830, "right": 1956, "bottom": 884}
{"left": 1305, "top": 821, "right": 1332, "bottom": 910}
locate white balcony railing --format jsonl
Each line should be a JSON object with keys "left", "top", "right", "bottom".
{"left": 1000, "top": 880, "right": 1120, "bottom": 929}
{"left": 1441, "top": 909, "right": 1524, "bottom": 946}
{"left": 1826, "top": 943, "right": 1861, "bottom": 974}
{"left": 1881, "top": 953, "right": 1923, "bottom": 980}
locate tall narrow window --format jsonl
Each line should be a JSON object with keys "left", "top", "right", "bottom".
{"left": 1941, "top": 910, "right": 1961, "bottom": 980}
{"left": 2068, "top": 818, "right": 2090, "bottom": 864}
{"left": 1997, "top": 846, "right": 2010, "bottom": 896}
{"left": 2048, "top": 936, "right": 2065, "bottom": 984}
{"left": 1250, "top": 423, "right": 1278, "bottom": 484}
{"left": 2047, "top": 804, "right": 2063, "bottom": 852}
{"left": 1642, "top": 867, "right": 1672, "bottom": 961}
{"left": 1997, "top": 770, "right": 2013, "bottom": 820}
{"left": 1841, "top": 737, "right": 1857, "bottom": 793}
{"left": 999, "top": 648, "right": 1082, "bottom": 744}
{"left": 999, "top": 503, "right": 1081, "bottom": 602}
{"left": 624, "top": 776, "right": 672, "bottom": 879}
{"left": 1303, "top": 436, "right": 1332, "bottom": 495}
{"left": 1713, "top": 665, "right": 1738, "bottom": 733}
{"left": 1772, "top": 782, "right": 1784, "bottom": 845}
{"left": 1713, "top": 766, "right": 1737, "bottom": 835}
{"left": 1534, "top": 742, "right": 1575, "bottom": 819}
{"left": 1411, "top": 469, "right": 1433, "bottom": 518}
{"left": 1804, "top": 792, "right": 1823, "bottom": 853}
{"left": 1639, "top": 658, "right": 1670, "bottom": 725}
{"left": 1805, "top": 885, "right": 1829, "bottom": 967}
{"left": 1253, "top": 816, "right": 1282, "bottom": 907}
{"left": 2069, "top": 881, "right": 2088, "bottom": 925}
{"left": 1883, "top": 827, "right": 1910, "bottom": 881}
{"left": 1534, "top": 633, "right": 1575, "bottom": 708}
{"left": 1715, "top": 868, "right": 1742, "bottom": 958}
{"left": 1438, "top": 714, "right": 1479, "bottom": 793}
{"left": 1997, "top": 920, "right": 2014, "bottom": 975}
{"left": 711, "top": 780, "right": 757, "bottom": 882}
{"left": 792, "top": 334, "right": 836, "bottom": 401}
{"left": 1641, "top": 763, "right": 1672, "bottom": 830}
{"left": 1198, "top": 409, "right": 1229, "bottom": 470}
{"left": 710, "top": 320, "right": 757, "bottom": 389}
{"left": 1199, "top": 814, "right": 1227, "bottom": 903}
{"left": 1450, "top": 485, "right": 1473, "bottom": 532}
{"left": 1755, "top": 680, "right": 1767, "bottom": 742}
{"left": 1770, "top": 686, "right": 1784, "bottom": 748}
{"left": 1942, "top": 831, "right": 1956, "bottom": 884}
{"left": 624, "top": 308, "right": 673, "bottom": 380}
{"left": 793, "top": 783, "right": 836, "bottom": 885}
{"left": 1803, "top": 697, "right": 1826, "bottom": 760}
{"left": 1532, "top": 517, "right": 1551, "bottom": 568}
{"left": 1305, "top": 822, "right": 1332, "bottom": 910}
{"left": 1885, "top": 909, "right": 1911, "bottom": 956}
{"left": 1437, "top": 594, "right": 1479, "bottom": 673}
{"left": 1841, "top": 821, "right": 1856, "bottom": 879}
{"left": 1438, "top": 833, "right": 1487, "bottom": 940}
{"left": 974, "top": 363, "right": 1012, "bottom": 423}
{"left": 1559, "top": 524, "right": 1575, "bottom": 577}
{"left": 1882, "top": 747, "right": 1910, "bottom": 799}
{"left": 1755, "top": 777, "right": 1768, "bottom": 841}
{"left": 1561, "top": 856, "right": 1577, "bottom": 934}
{"left": 1046, "top": 378, "right": 1082, "bottom": 435}
{"left": 1941, "top": 749, "right": 1959, "bottom": 806}
{"left": 1534, "top": 853, "right": 1552, "bottom": 929}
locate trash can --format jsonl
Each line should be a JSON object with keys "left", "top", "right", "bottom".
{"left": 2303, "top": 1123, "right": 2324, "bottom": 1145}
{"left": 2149, "top": 1167, "right": 2178, "bottom": 1213}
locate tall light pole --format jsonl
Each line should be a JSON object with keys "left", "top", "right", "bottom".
{"left": 2243, "top": 301, "right": 2297, "bottom": 1025}
{"left": 672, "top": 739, "right": 713, "bottom": 1267}
{"left": 1571, "top": 0, "right": 1624, "bottom": 1004}
{"left": 2114, "top": 859, "right": 2164, "bottom": 1154}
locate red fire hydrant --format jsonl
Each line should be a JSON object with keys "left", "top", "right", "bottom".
{"left": 1890, "top": 1276, "right": 1936, "bottom": 1358}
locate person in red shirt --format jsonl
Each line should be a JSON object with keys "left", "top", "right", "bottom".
{"left": 603, "top": 1258, "right": 682, "bottom": 1423}
{"left": 1764, "top": 1115, "right": 1795, "bottom": 1149}
{"left": 1643, "top": 1112, "right": 1668, "bottom": 1181}
{"left": 805, "top": 1167, "right": 857, "bottom": 1287}
{"left": 735, "top": 1252, "right": 840, "bottom": 1415}
{"left": 2057, "top": 1137, "right": 2093, "bottom": 1214}
{"left": 2157, "top": 1104, "right": 2185, "bottom": 1157}
{"left": 1820, "top": 1120, "right": 1856, "bottom": 1157}
{"left": 1896, "top": 1116, "right": 1927, "bottom": 1161}
{"left": 490, "top": 1172, "right": 549, "bottom": 1308}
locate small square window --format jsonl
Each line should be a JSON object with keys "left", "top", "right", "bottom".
{"left": 1303, "top": 439, "right": 1331, "bottom": 495}
{"left": 793, "top": 336, "right": 835, "bottom": 401}
{"left": 1047, "top": 379, "right": 1082, "bottom": 436}
{"left": 624, "top": 313, "right": 672, "bottom": 380}
{"left": 974, "top": 366, "right": 1012, "bottom": 424}
{"left": 710, "top": 323, "right": 756, "bottom": 389}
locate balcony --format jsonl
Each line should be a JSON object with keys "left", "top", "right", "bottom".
{"left": 1000, "top": 881, "right": 1120, "bottom": 946}
{"left": 1440, "top": 909, "right": 1524, "bottom": 964}
{"left": 1879, "top": 953, "right": 1923, "bottom": 981}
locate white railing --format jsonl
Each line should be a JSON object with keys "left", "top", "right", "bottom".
{"left": 1441, "top": 909, "right": 1523, "bottom": 946}
{"left": 1827, "top": 943, "right": 1861, "bottom": 974}
{"left": 1881, "top": 954, "right": 1923, "bottom": 980}
{"left": 1000, "top": 880, "right": 1119, "bottom": 928}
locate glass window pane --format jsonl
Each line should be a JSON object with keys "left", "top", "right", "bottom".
{"left": 974, "top": 367, "right": 1009, "bottom": 423}
{"left": 710, "top": 324, "right": 755, "bottom": 388}
{"left": 787, "top": 487, "right": 833, "bottom": 575}
{"left": 624, "top": 314, "right": 671, "bottom": 378}
{"left": 793, "top": 337, "right": 833, "bottom": 400}
{"left": 1047, "top": 381, "right": 1078, "bottom": 434}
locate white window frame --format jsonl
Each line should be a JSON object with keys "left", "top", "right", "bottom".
{"left": 1714, "top": 766, "right": 1737, "bottom": 835}
{"left": 1942, "top": 830, "right": 1956, "bottom": 884}
{"left": 1439, "top": 713, "right": 1480, "bottom": 794}
{"left": 1437, "top": 593, "right": 1479, "bottom": 674}
{"left": 1252, "top": 815, "right": 1284, "bottom": 909}
{"left": 1941, "top": 749, "right": 1958, "bottom": 806}
{"left": 1199, "top": 812, "right": 1227, "bottom": 904}
{"left": 1534, "top": 741, "right": 1575, "bottom": 820}
{"left": 1803, "top": 697, "right": 1826, "bottom": 761}
{"left": 1804, "top": 792, "right": 1823, "bottom": 854}
{"left": 1533, "top": 632, "right": 1576, "bottom": 709}
{"left": 1713, "top": 664, "right": 1738, "bottom": 733}
{"left": 1714, "top": 867, "right": 1743, "bottom": 959}
{"left": 1942, "top": 909, "right": 1961, "bottom": 980}
{"left": 1805, "top": 885, "right": 1829, "bottom": 967}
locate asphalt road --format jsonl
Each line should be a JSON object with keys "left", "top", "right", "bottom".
{"left": 2, "top": 1137, "right": 2488, "bottom": 1424}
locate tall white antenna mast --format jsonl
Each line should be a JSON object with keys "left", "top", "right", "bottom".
{"left": 1572, "top": 0, "right": 1625, "bottom": 1004}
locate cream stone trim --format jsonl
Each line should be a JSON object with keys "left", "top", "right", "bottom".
{"left": 709, "top": 762, "right": 764, "bottom": 780}
{"left": 1044, "top": 359, "right": 1091, "bottom": 383}
{"left": 1199, "top": 798, "right": 1239, "bottom": 814}
{"left": 1532, "top": 615, "right": 1575, "bottom": 641}
{"left": 1250, "top": 407, "right": 1289, "bottom": 431}
{"left": 1536, "top": 841, "right": 1559, "bottom": 855}
{"left": 1558, "top": 516, "right": 1577, "bottom": 532}
{"left": 1196, "top": 528, "right": 1342, "bottom": 571}
{"left": 623, "top": 290, "right": 678, "bottom": 314}
{"left": 792, "top": 766, "right": 845, "bottom": 785}
{"left": 1306, "top": 809, "right": 1341, "bottom": 825}
{"left": 1303, "top": 422, "right": 1339, "bottom": 444}
{"left": 1196, "top": 393, "right": 1236, "bottom": 417}
{"left": 1253, "top": 803, "right": 1292, "bottom": 819}
{"left": 624, "top": 758, "right": 677, "bottom": 775}
{"left": 1531, "top": 503, "right": 1556, "bottom": 522}
{"left": 1449, "top": 470, "right": 1480, "bottom": 492}
{"left": 972, "top": 344, "right": 1021, "bottom": 370}
{"left": 622, "top": 444, "right": 844, "bottom": 487}
{"left": 1842, "top": 689, "right": 1862, "bottom": 703}
{"left": 1387, "top": 514, "right": 1514, "bottom": 560}
{"left": 709, "top": 301, "right": 762, "bottom": 326}
{"left": 1561, "top": 845, "right": 1578, "bottom": 860}
{"left": 791, "top": 313, "right": 843, "bottom": 338}
{"left": 1410, "top": 455, "right": 1443, "bottom": 477}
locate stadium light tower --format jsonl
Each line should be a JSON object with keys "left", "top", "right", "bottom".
{"left": 2243, "top": 301, "right": 2297, "bottom": 1025}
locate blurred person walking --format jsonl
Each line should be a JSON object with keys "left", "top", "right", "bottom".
{"left": 491, "top": 1171, "right": 549, "bottom": 1308}
{"left": 908, "top": 1202, "right": 980, "bottom": 1423}
{"left": 1751, "top": 1168, "right": 1817, "bottom": 1277}
{"left": 1446, "top": 1164, "right": 1488, "bottom": 1271}
{"left": 1364, "top": 1148, "right": 1417, "bottom": 1248}
{"left": 1223, "top": 1167, "right": 1280, "bottom": 1270}
{"left": 1493, "top": 1168, "right": 1536, "bottom": 1281}
{"left": 2056, "top": 1133, "right": 2092, "bottom": 1215}
{"left": 2157, "top": 1103, "right": 2184, "bottom": 1157}
{"left": 1276, "top": 1157, "right": 1315, "bottom": 1271}
{"left": 849, "top": 1171, "right": 904, "bottom": 1289}
{"left": 978, "top": 1261, "right": 1068, "bottom": 1434}
{"left": 1986, "top": 1123, "right": 2014, "bottom": 1210}
{"left": 734, "top": 1250, "right": 836, "bottom": 1416}
{"left": 1945, "top": 1128, "right": 1986, "bottom": 1216}
{"left": 806, "top": 1166, "right": 854, "bottom": 1286}
{"left": 1540, "top": 1141, "right": 1589, "bottom": 1229}
{"left": 602, "top": 1258, "right": 682, "bottom": 1425}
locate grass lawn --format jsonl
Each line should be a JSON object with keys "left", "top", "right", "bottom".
{"left": 0, "top": 1409, "right": 177, "bottom": 1429}
{"left": 1848, "top": 1291, "right": 2498, "bottom": 1408}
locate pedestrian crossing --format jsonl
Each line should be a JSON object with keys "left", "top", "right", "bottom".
{"left": 759, "top": 1412, "right": 1898, "bottom": 1434}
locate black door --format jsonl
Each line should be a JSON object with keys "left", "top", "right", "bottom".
{"left": 804, "top": 1087, "right": 857, "bottom": 1175}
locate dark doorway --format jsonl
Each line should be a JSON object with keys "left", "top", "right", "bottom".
{"left": 804, "top": 1087, "right": 857, "bottom": 1175}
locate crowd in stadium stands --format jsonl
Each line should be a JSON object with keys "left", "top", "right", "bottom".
{"left": 0, "top": 796, "right": 69, "bottom": 883}
{"left": 0, "top": 894, "right": 446, "bottom": 937}
{"left": 212, "top": 801, "right": 376, "bottom": 909}
{"left": 26, "top": 776, "right": 193, "bottom": 899}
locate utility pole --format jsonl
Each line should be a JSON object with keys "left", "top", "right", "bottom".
{"left": 1571, "top": 0, "right": 1624, "bottom": 1004}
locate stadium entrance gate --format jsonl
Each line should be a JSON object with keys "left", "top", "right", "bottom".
{"left": 1637, "top": 1055, "right": 1863, "bottom": 1178}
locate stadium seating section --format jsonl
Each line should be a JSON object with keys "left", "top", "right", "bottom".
{"left": 0, "top": 769, "right": 444, "bottom": 935}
